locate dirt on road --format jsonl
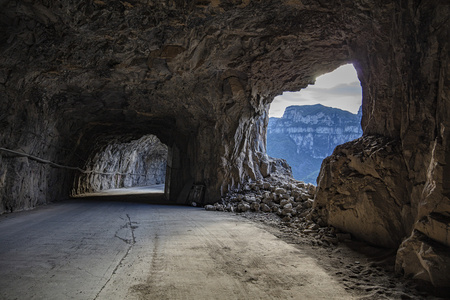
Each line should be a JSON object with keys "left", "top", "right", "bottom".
{"left": 0, "top": 199, "right": 444, "bottom": 299}
{"left": 0, "top": 200, "right": 352, "bottom": 300}
{"left": 241, "top": 212, "right": 445, "bottom": 300}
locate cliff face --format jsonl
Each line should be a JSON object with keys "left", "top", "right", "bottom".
{"left": 0, "top": 0, "right": 449, "bottom": 290}
{"left": 267, "top": 105, "right": 362, "bottom": 183}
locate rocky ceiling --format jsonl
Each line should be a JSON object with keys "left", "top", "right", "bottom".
{"left": 0, "top": 0, "right": 449, "bottom": 291}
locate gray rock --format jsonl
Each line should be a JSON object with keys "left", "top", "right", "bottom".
{"left": 283, "top": 203, "right": 293, "bottom": 210}
{"left": 237, "top": 202, "right": 250, "bottom": 212}
{"left": 261, "top": 204, "right": 271, "bottom": 212}
{"left": 244, "top": 195, "right": 256, "bottom": 202}
{"left": 214, "top": 203, "right": 224, "bottom": 211}
{"left": 279, "top": 199, "right": 290, "bottom": 207}
{"left": 274, "top": 188, "right": 287, "bottom": 195}
{"left": 282, "top": 207, "right": 293, "bottom": 216}
{"left": 250, "top": 202, "right": 260, "bottom": 211}
{"left": 205, "top": 205, "right": 216, "bottom": 211}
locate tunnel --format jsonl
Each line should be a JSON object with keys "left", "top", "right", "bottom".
{"left": 71, "top": 134, "right": 168, "bottom": 196}
{"left": 0, "top": 0, "right": 449, "bottom": 292}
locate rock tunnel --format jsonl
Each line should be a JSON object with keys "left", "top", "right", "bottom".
{"left": 71, "top": 134, "right": 168, "bottom": 195}
{"left": 0, "top": 0, "right": 449, "bottom": 291}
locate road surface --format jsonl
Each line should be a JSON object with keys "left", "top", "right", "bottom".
{"left": 0, "top": 197, "right": 354, "bottom": 299}
{"left": 73, "top": 185, "right": 166, "bottom": 197}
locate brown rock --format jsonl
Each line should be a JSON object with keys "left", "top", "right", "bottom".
{"left": 261, "top": 203, "right": 271, "bottom": 213}
{"left": 396, "top": 230, "right": 450, "bottom": 292}
{"left": 314, "top": 136, "right": 410, "bottom": 248}
{"left": 0, "top": 0, "right": 448, "bottom": 291}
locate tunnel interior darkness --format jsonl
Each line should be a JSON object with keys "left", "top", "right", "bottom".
{"left": 62, "top": 114, "right": 195, "bottom": 204}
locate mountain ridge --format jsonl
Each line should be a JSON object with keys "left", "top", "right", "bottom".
{"left": 267, "top": 104, "right": 362, "bottom": 183}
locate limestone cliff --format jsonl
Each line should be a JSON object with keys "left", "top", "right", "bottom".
{"left": 267, "top": 104, "right": 362, "bottom": 183}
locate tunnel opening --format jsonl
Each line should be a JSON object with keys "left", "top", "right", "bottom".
{"left": 71, "top": 134, "right": 169, "bottom": 201}
{"left": 267, "top": 63, "right": 363, "bottom": 184}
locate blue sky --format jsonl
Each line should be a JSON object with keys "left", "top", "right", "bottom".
{"left": 269, "top": 64, "right": 362, "bottom": 118}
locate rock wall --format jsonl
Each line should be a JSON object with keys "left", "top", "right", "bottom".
{"left": 0, "top": 0, "right": 449, "bottom": 290}
{"left": 314, "top": 1, "right": 450, "bottom": 291}
{"left": 72, "top": 135, "right": 167, "bottom": 195}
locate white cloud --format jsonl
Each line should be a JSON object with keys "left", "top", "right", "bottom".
{"left": 269, "top": 64, "right": 362, "bottom": 118}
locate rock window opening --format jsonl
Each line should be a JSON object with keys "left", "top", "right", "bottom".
{"left": 267, "top": 64, "right": 363, "bottom": 184}
{"left": 71, "top": 134, "right": 168, "bottom": 197}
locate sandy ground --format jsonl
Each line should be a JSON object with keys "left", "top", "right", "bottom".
{"left": 0, "top": 189, "right": 446, "bottom": 299}
{"left": 241, "top": 212, "right": 447, "bottom": 300}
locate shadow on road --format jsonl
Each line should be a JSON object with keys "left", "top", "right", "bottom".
{"left": 76, "top": 193, "right": 176, "bottom": 205}
{"left": 71, "top": 185, "right": 179, "bottom": 206}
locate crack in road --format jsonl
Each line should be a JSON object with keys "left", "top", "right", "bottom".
{"left": 93, "top": 214, "right": 137, "bottom": 300}
{"left": 126, "top": 214, "right": 136, "bottom": 244}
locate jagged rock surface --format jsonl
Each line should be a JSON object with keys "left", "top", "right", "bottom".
{"left": 314, "top": 135, "right": 411, "bottom": 248}
{"left": 0, "top": 0, "right": 448, "bottom": 290}
{"left": 72, "top": 135, "right": 167, "bottom": 195}
{"left": 395, "top": 230, "right": 450, "bottom": 293}
{"left": 268, "top": 104, "right": 362, "bottom": 183}
{"left": 205, "top": 175, "right": 318, "bottom": 224}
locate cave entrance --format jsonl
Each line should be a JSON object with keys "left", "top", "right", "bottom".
{"left": 72, "top": 134, "right": 169, "bottom": 202}
{"left": 267, "top": 63, "right": 363, "bottom": 184}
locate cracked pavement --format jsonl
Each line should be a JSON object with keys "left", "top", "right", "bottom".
{"left": 0, "top": 199, "right": 355, "bottom": 299}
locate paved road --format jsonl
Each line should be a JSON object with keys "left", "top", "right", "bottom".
{"left": 0, "top": 199, "right": 354, "bottom": 299}
{"left": 73, "top": 185, "right": 166, "bottom": 197}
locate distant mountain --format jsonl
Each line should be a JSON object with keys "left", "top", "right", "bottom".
{"left": 267, "top": 104, "right": 362, "bottom": 184}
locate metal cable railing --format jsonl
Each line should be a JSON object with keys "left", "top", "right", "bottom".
{"left": 0, "top": 147, "right": 148, "bottom": 177}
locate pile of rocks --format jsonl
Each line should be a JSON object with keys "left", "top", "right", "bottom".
{"left": 206, "top": 176, "right": 315, "bottom": 218}
{"left": 204, "top": 175, "right": 352, "bottom": 246}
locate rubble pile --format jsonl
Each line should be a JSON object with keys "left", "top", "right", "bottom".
{"left": 204, "top": 175, "right": 352, "bottom": 247}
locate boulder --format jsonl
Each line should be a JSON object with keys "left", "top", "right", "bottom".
{"left": 205, "top": 205, "right": 216, "bottom": 211}
{"left": 261, "top": 203, "right": 271, "bottom": 213}
{"left": 237, "top": 202, "right": 250, "bottom": 213}
{"left": 314, "top": 136, "right": 410, "bottom": 248}
{"left": 274, "top": 188, "right": 287, "bottom": 195}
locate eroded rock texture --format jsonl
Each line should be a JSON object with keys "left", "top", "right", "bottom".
{"left": 315, "top": 136, "right": 411, "bottom": 248}
{"left": 0, "top": 0, "right": 449, "bottom": 290}
{"left": 312, "top": 1, "right": 450, "bottom": 291}
{"left": 72, "top": 135, "right": 167, "bottom": 195}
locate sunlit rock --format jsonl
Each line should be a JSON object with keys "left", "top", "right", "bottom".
{"left": 72, "top": 135, "right": 167, "bottom": 195}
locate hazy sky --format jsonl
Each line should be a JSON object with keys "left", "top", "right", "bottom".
{"left": 269, "top": 64, "right": 362, "bottom": 118}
